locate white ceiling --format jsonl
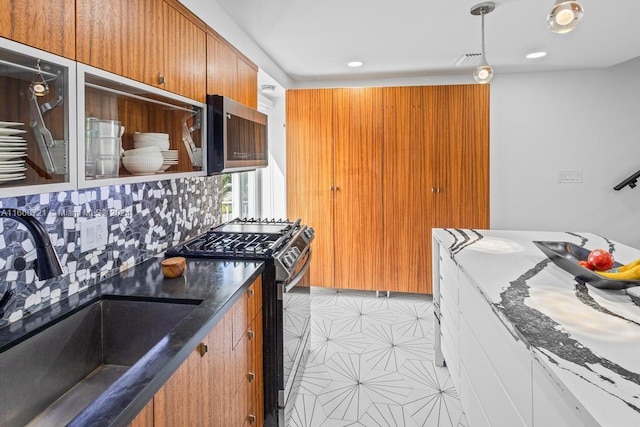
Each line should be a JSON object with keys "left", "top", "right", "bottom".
{"left": 213, "top": 0, "right": 640, "bottom": 84}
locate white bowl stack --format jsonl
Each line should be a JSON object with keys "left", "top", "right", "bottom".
{"left": 122, "top": 146, "right": 163, "bottom": 175}
{"left": 159, "top": 150, "right": 179, "bottom": 172}
{"left": 0, "top": 121, "right": 28, "bottom": 184}
{"left": 132, "top": 132, "right": 170, "bottom": 151}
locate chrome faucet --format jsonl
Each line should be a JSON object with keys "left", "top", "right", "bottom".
{"left": 0, "top": 208, "right": 63, "bottom": 280}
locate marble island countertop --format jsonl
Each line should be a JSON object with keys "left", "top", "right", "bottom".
{"left": 433, "top": 229, "right": 640, "bottom": 427}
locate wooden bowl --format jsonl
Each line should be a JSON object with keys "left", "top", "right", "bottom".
{"left": 161, "top": 257, "right": 186, "bottom": 278}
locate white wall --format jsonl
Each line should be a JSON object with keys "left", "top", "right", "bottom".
{"left": 490, "top": 57, "right": 640, "bottom": 248}
{"left": 257, "top": 94, "right": 287, "bottom": 219}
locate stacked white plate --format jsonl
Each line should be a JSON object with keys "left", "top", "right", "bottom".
{"left": 122, "top": 146, "right": 163, "bottom": 175}
{"left": 0, "top": 122, "right": 28, "bottom": 184}
{"left": 159, "top": 150, "right": 179, "bottom": 172}
{"left": 133, "top": 132, "right": 170, "bottom": 151}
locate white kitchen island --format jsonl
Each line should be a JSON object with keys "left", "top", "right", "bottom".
{"left": 432, "top": 229, "right": 640, "bottom": 427}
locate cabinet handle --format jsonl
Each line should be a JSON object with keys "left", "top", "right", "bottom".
{"left": 157, "top": 73, "right": 165, "bottom": 85}
{"left": 431, "top": 187, "right": 442, "bottom": 194}
{"left": 248, "top": 288, "right": 254, "bottom": 297}
{"left": 248, "top": 330, "right": 255, "bottom": 340}
{"left": 248, "top": 372, "right": 255, "bottom": 382}
{"left": 248, "top": 414, "right": 256, "bottom": 425}
{"left": 197, "top": 343, "right": 208, "bottom": 357}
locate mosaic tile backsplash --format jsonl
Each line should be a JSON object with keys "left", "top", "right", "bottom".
{"left": 0, "top": 176, "right": 223, "bottom": 327}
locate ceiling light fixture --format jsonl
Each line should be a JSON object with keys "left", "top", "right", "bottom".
{"left": 526, "top": 51, "right": 548, "bottom": 59}
{"left": 470, "top": 2, "right": 495, "bottom": 84}
{"left": 347, "top": 61, "right": 364, "bottom": 68}
{"left": 261, "top": 85, "right": 276, "bottom": 94}
{"left": 547, "top": 1, "right": 584, "bottom": 34}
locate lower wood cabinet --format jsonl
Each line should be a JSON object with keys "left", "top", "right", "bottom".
{"left": 129, "top": 276, "right": 263, "bottom": 427}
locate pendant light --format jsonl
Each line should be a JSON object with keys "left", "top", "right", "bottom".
{"left": 547, "top": 1, "right": 584, "bottom": 34}
{"left": 470, "top": 2, "right": 495, "bottom": 84}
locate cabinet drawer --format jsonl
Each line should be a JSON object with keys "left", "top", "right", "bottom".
{"left": 459, "top": 273, "right": 533, "bottom": 425}
{"left": 233, "top": 313, "right": 262, "bottom": 396}
{"left": 439, "top": 246, "right": 459, "bottom": 282}
{"left": 441, "top": 330, "right": 460, "bottom": 390}
{"left": 532, "top": 362, "right": 586, "bottom": 427}
{"left": 460, "top": 316, "right": 529, "bottom": 427}
{"left": 233, "top": 277, "right": 263, "bottom": 348}
{"left": 439, "top": 261, "right": 459, "bottom": 308}
{"left": 460, "top": 362, "right": 491, "bottom": 427}
{"left": 440, "top": 291, "right": 459, "bottom": 331}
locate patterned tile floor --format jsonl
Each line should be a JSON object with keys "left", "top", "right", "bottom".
{"left": 290, "top": 288, "right": 467, "bottom": 427}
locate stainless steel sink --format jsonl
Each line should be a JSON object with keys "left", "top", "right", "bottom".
{"left": 0, "top": 297, "right": 200, "bottom": 427}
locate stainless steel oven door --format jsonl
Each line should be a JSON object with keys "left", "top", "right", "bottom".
{"left": 277, "top": 248, "right": 312, "bottom": 427}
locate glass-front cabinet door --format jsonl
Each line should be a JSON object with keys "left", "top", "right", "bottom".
{"left": 77, "top": 65, "right": 206, "bottom": 188}
{"left": 0, "top": 38, "right": 76, "bottom": 197}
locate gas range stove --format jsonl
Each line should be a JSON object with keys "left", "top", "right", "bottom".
{"left": 168, "top": 217, "right": 314, "bottom": 427}
{"left": 166, "top": 218, "right": 314, "bottom": 282}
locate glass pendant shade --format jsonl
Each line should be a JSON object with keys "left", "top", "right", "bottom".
{"left": 473, "top": 62, "right": 494, "bottom": 84}
{"left": 547, "top": 1, "right": 584, "bottom": 34}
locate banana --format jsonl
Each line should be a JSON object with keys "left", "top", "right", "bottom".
{"left": 608, "top": 258, "right": 640, "bottom": 274}
{"left": 596, "top": 264, "right": 640, "bottom": 280}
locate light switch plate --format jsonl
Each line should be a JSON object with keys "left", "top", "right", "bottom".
{"left": 558, "top": 170, "right": 583, "bottom": 183}
{"left": 81, "top": 216, "right": 108, "bottom": 253}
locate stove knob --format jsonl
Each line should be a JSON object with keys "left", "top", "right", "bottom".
{"left": 291, "top": 247, "right": 301, "bottom": 257}
{"left": 304, "top": 227, "right": 315, "bottom": 240}
{"left": 283, "top": 254, "right": 294, "bottom": 268}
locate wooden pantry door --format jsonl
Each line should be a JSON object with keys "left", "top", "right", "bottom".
{"left": 286, "top": 89, "right": 335, "bottom": 288}
{"left": 332, "top": 88, "right": 384, "bottom": 290}
{"left": 431, "top": 84, "right": 490, "bottom": 231}
{"left": 382, "top": 86, "right": 436, "bottom": 294}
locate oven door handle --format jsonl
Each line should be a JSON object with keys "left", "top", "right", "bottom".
{"left": 279, "top": 248, "right": 312, "bottom": 298}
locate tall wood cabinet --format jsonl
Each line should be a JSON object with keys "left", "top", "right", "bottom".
{"left": 333, "top": 88, "right": 384, "bottom": 290}
{"left": 287, "top": 89, "right": 334, "bottom": 287}
{"left": 287, "top": 85, "right": 490, "bottom": 294}
{"left": 383, "top": 85, "right": 489, "bottom": 293}
{"left": 287, "top": 89, "right": 383, "bottom": 290}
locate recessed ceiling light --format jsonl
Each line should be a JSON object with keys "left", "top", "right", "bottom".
{"left": 526, "top": 51, "right": 548, "bottom": 59}
{"left": 347, "top": 61, "right": 364, "bottom": 68}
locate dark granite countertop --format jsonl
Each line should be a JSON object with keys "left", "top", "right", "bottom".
{"left": 0, "top": 255, "right": 264, "bottom": 426}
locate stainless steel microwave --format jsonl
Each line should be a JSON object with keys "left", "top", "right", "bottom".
{"left": 206, "top": 95, "right": 268, "bottom": 174}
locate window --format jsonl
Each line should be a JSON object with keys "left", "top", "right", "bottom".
{"left": 223, "top": 171, "right": 259, "bottom": 221}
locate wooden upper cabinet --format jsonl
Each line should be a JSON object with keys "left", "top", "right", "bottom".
{"left": 432, "top": 85, "right": 490, "bottom": 230}
{"left": 382, "top": 86, "right": 434, "bottom": 293}
{"left": 77, "top": 0, "right": 206, "bottom": 101}
{"left": 332, "top": 88, "right": 384, "bottom": 290}
{"left": 0, "top": 0, "right": 75, "bottom": 58}
{"left": 163, "top": 3, "right": 206, "bottom": 102}
{"left": 236, "top": 57, "right": 258, "bottom": 109}
{"left": 76, "top": 0, "right": 164, "bottom": 86}
{"left": 207, "top": 35, "right": 237, "bottom": 99}
{"left": 286, "top": 89, "right": 334, "bottom": 288}
{"left": 207, "top": 33, "right": 258, "bottom": 107}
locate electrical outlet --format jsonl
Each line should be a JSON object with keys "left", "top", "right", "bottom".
{"left": 81, "top": 217, "right": 108, "bottom": 253}
{"left": 558, "top": 170, "right": 583, "bottom": 183}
